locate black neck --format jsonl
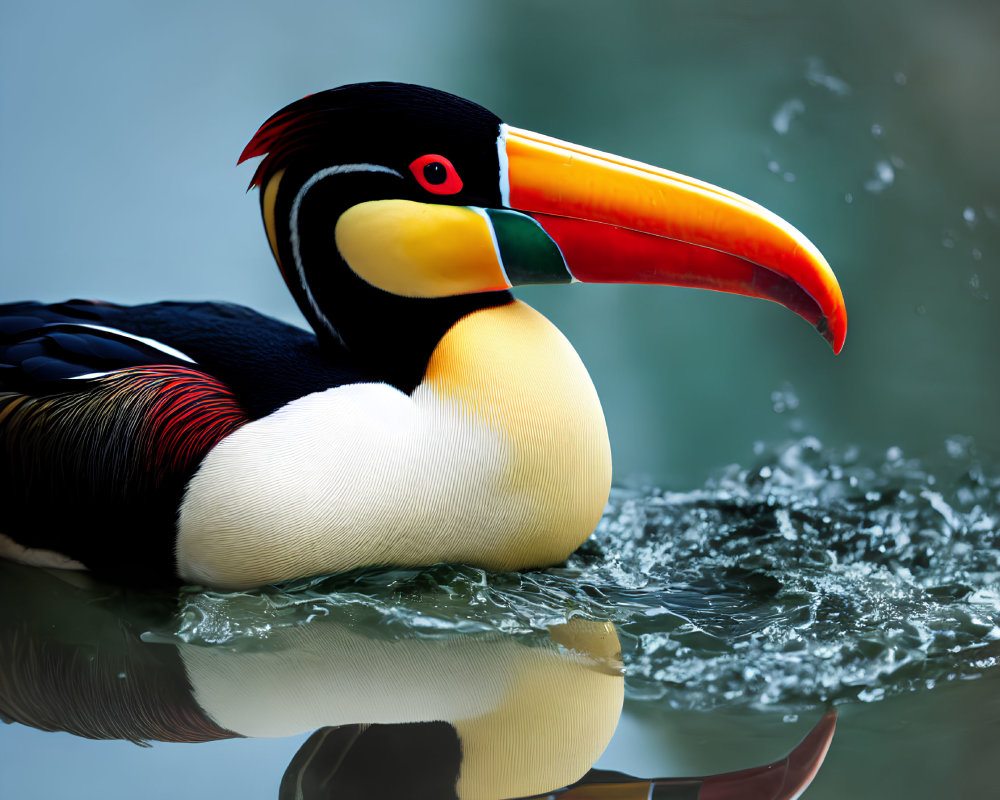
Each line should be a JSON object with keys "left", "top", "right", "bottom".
{"left": 270, "top": 166, "right": 513, "bottom": 394}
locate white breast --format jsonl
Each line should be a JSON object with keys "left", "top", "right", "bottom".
{"left": 176, "top": 301, "right": 611, "bottom": 589}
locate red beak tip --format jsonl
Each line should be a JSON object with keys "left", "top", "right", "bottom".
{"left": 816, "top": 306, "right": 847, "bottom": 354}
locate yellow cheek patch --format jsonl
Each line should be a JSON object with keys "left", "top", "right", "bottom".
{"left": 261, "top": 168, "right": 285, "bottom": 272}
{"left": 334, "top": 199, "right": 510, "bottom": 298}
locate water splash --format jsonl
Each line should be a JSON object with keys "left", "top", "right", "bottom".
{"left": 163, "top": 438, "right": 1000, "bottom": 713}
{"left": 864, "top": 160, "right": 895, "bottom": 193}
{"left": 969, "top": 273, "right": 990, "bottom": 301}
{"left": 936, "top": 204, "right": 992, "bottom": 293}
{"left": 805, "top": 58, "right": 851, "bottom": 96}
{"left": 772, "top": 98, "right": 805, "bottom": 135}
{"left": 600, "top": 438, "right": 1000, "bottom": 710}
{"left": 767, "top": 159, "right": 796, "bottom": 183}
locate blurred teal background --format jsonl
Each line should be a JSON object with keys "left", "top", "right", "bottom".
{"left": 2, "top": 0, "right": 998, "bottom": 487}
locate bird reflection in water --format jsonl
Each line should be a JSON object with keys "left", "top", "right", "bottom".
{"left": 0, "top": 561, "right": 835, "bottom": 799}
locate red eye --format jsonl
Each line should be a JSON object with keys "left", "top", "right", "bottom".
{"left": 409, "top": 154, "right": 463, "bottom": 195}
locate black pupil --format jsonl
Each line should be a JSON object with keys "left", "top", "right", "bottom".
{"left": 423, "top": 161, "right": 448, "bottom": 185}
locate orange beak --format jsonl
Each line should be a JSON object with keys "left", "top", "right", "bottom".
{"left": 500, "top": 125, "right": 847, "bottom": 353}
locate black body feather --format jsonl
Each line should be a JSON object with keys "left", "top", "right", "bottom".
{"left": 0, "top": 299, "right": 369, "bottom": 579}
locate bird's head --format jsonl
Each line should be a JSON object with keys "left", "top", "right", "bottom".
{"left": 239, "top": 82, "right": 846, "bottom": 386}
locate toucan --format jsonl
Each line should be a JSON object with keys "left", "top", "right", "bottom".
{"left": 0, "top": 82, "right": 846, "bottom": 589}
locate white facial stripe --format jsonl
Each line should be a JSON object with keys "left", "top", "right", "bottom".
{"left": 469, "top": 206, "right": 512, "bottom": 289}
{"left": 497, "top": 123, "right": 511, "bottom": 208}
{"left": 289, "top": 164, "right": 405, "bottom": 343}
{"left": 73, "top": 324, "right": 197, "bottom": 363}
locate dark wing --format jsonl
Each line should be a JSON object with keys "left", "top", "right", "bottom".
{"left": 0, "top": 299, "right": 375, "bottom": 581}
{"left": 2, "top": 299, "right": 373, "bottom": 418}
{"left": 0, "top": 299, "right": 197, "bottom": 389}
{"left": 0, "top": 302, "right": 250, "bottom": 580}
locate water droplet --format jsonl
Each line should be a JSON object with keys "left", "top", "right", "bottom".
{"left": 772, "top": 98, "right": 805, "bottom": 135}
{"left": 844, "top": 192, "right": 854, "bottom": 204}
{"left": 768, "top": 160, "right": 781, "bottom": 174}
{"left": 783, "top": 713, "right": 800, "bottom": 723}
{"left": 915, "top": 304, "right": 927, "bottom": 316}
{"left": 859, "top": 687, "right": 886, "bottom": 703}
{"left": 771, "top": 384, "right": 800, "bottom": 414}
{"left": 893, "top": 71, "right": 908, "bottom": 86}
{"left": 865, "top": 160, "right": 894, "bottom": 193}
{"left": 942, "top": 237, "right": 955, "bottom": 249}
{"left": 806, "top": 58, "right": 852, "bottom": 96}
{"left": 972, "top": 248, "right": 982, "bottom": 261}
{"left": 783, "top": 171, "right": 796, "bottom": 183}
{"left": 871, "top": 123, "right": 883, "bottom": 137}
{"left": 945, "top": 435, "right": 973, "bottom": 459}
{"left": 963, "top": 206, "right": 977, "bottom": 225}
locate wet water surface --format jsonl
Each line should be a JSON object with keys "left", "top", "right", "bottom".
{"left": 2, "top": 438, "right": 998, "bottom": 798}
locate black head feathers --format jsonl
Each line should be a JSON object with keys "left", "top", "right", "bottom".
{"left": 238, "top": 82, "right": 502, "bottom": 191}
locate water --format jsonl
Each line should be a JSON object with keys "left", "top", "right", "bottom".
{"left": 595, "top": 438, "right": 1000, "bottom": 711}
{"left": 3, "top": 436, "right": 998, "bottom": 797}
{"left": 156, "top": 436, "right": 1000, "bottom": 717}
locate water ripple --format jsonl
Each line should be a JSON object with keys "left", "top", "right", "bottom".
{"left": 167, "top": 437, "right": 1000, "bottom": 713}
